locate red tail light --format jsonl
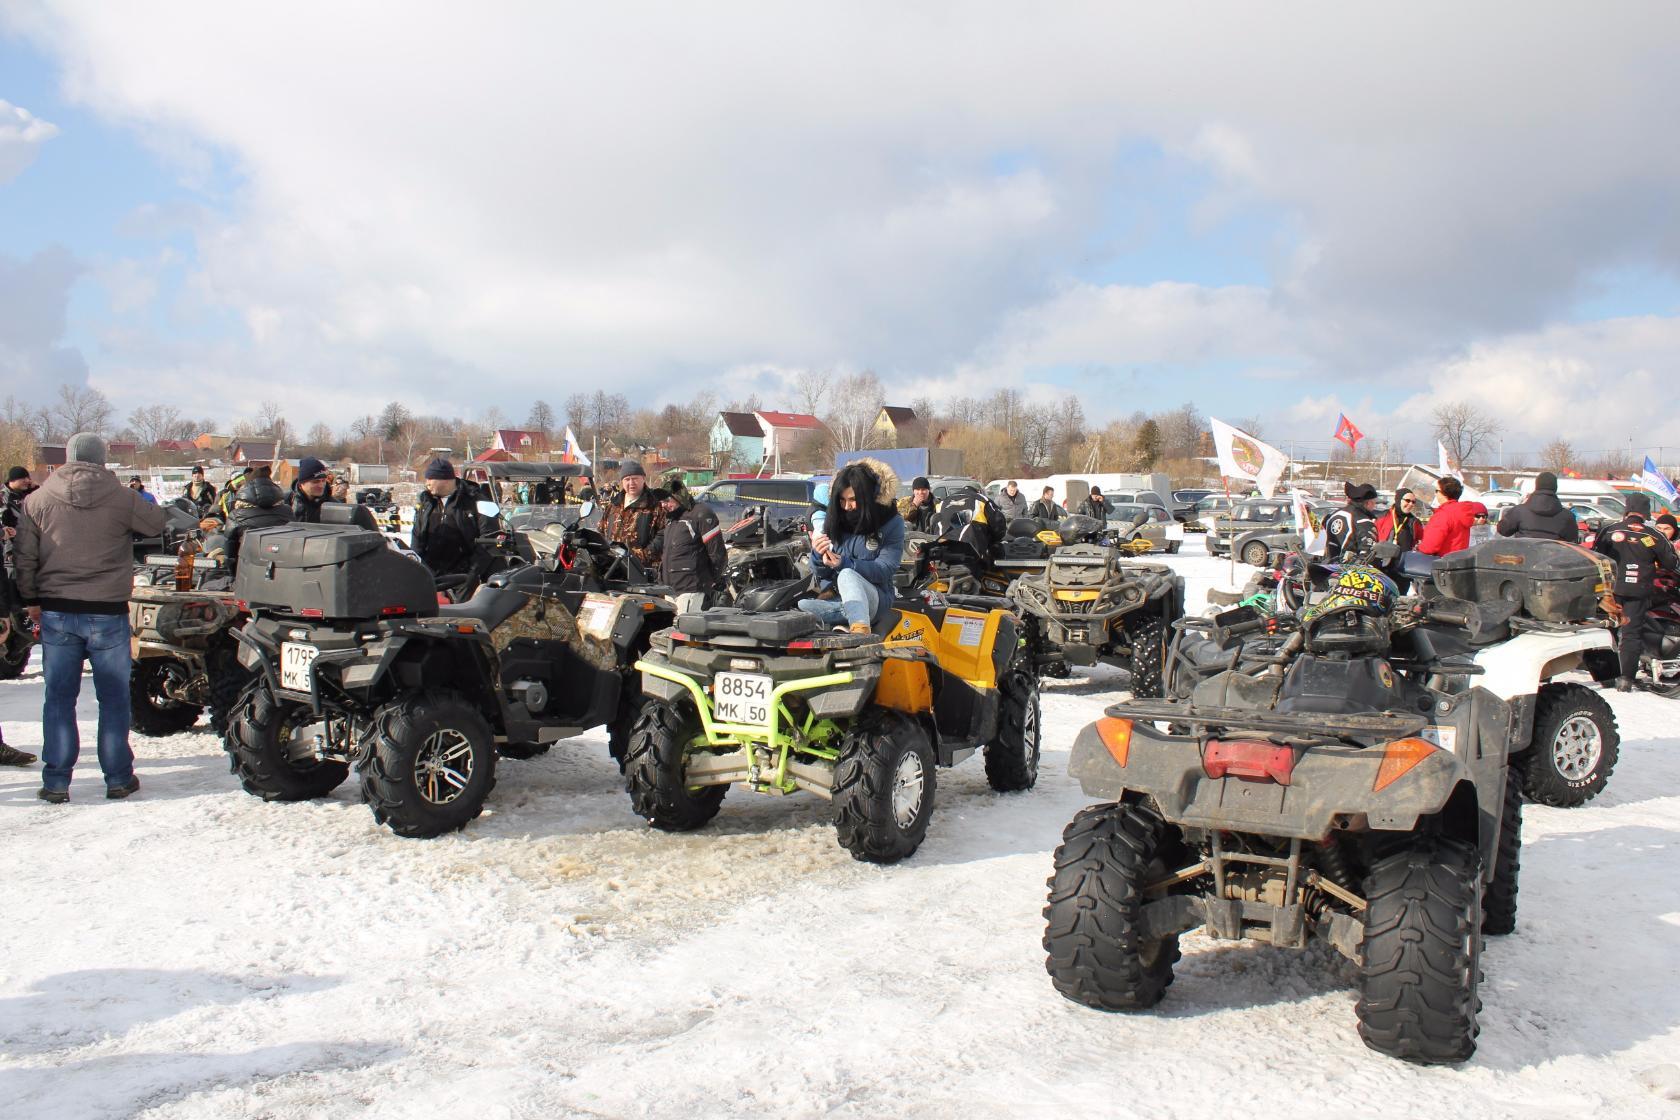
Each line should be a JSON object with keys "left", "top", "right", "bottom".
{"left": 380, "top": 605, "right": 410, "bottom": 616}
{"left": 786, "top": 638, "right": 816, "bottom": 650}
{"left": 669, "top": 631, "right": 689, "bottom": 642}
{"left": 300, "top": 608, "right": 325, "bottom": 619}
{"left": 1202, "top": 739, "right": 1296, "bottom": 785}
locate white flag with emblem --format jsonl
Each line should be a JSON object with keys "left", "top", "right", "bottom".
{"left": 1211, "top": 418, "right": 1289, "bottom": 499}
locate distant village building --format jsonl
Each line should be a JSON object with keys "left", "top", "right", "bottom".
{"left": 491, "top": 428, "right": 552, "bottom": 458}
{"left": 710, "top": 411, "right": 765, "bottom": 470}
{"left": 874, "top": 406, "right": 925, "bottom": 448}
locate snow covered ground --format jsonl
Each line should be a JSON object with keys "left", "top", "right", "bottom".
{"left": 4, "top": 536, "right": 1678, "bottom": 1119}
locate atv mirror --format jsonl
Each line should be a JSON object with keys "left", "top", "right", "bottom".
{"left": 476, "top": 500, "right": 500, "bottom": 519}
{"left": 577, "top": 500, "right": 595, "bottom": 519}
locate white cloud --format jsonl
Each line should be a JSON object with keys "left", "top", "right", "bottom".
{"left": 0, "top": 99, "right": 58, "bottom": 184}
{"left": 4, "top": 2, "right": 1679, "bottom": 435}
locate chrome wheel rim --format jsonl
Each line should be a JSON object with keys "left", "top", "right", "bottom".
{"left": 891, "top": 751, "right": 926, "bottom": 829}
{"left": 1552, "top": 715, "right": 1602, "bottom": 781}
{"left": 1022, "top": 696, "right": 1041, "bottom": 773}
{"left": 415, "top": 729, "right": 475, "bottom": 806}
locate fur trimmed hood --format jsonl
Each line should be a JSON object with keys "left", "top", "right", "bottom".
{"left": 851, "top": 457, "right": 901, "bottom": 506}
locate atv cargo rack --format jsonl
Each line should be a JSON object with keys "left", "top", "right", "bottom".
{"left": 1108, "top": 699, "right": 1429, "bottom": 740}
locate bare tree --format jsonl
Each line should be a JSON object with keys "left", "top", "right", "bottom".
{"left": 1432, "top": 401, "right": 1503, "bottom": 468}
{"left": 1157, "top": 402, "right": 1205, "bottom": 462}
{"left": 395, "top": 419, "right": 427, "bottom": 467}
{"left": 0, "top": 420, "right": 38, "bottom": 473}
{"left": 48, "top": 384, "right": 114, "bottom": 439}
{"left": 793, "top": 369, "right": 829, "bottom": 416}
{"left": 526, "top": 400, "right": 556, "bottom": 437}
{"left": 1539, "top": 438, "right": 1576, "bottom": 473}
{"left": 822, "top": 371, "right": 886, "bottom": 454}
{"left": 128, "top": 404, "right": 188, "bottom": 447}
{"left": 378, "top": 401, "right": 412, "bottom": 441}
{"left": 304, "top": 422, "right": 340, "bottom": 457}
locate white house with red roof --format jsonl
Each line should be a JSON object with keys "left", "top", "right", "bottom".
{"left": 754, "top": 411, "right": 827, "bottom": 468}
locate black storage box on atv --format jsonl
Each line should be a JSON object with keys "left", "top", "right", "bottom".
{"left": 1432, "top": 538, "right": 1610, "bottom": 622}
{"left": 234, "top": 524, "right": 436, "bottom": 619}
{"left": 673, "top": 608, "right": 817, "bottom": 643}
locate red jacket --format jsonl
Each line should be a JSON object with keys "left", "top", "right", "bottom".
{"left": 1417, "top": 500, "right": 1488, "bottom": 556}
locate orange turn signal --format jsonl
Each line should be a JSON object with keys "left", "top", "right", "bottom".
{"left": 1373, "top": 737, "right": 1437, "bottom": 792}
{"left": 1095, "top": 717, "right": 1133, "bottom": 767}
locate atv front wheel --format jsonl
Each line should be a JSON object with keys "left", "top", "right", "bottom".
{"left": 1483, "top": 768, "right": 1524, "bottom": 936}
{"left": 1521, "top": 683, "right": 1618, "bottom": 807}
{"left": 129, "top": 658, "right": 203, "bottom": 736}
{"left": 1356, "top": 837, "right": 1483, "bottom": 1064}
{"left": 1125, "top": 613, "right": 1167, "bottom": 699}
{"left": 832, "top": 710, "right": 936, "bottom": 864}
{"left": 360, "top": 691, "right": 497, "bottom": 838}
{"left": 1043, "top": 802, "right": 1181, "bottom": 1010}
{"left": 983, "top": 668, "right": 1040, "bottom": 792}
{"left": 624, "top": 700, "right": 725, "bottom": 831}
{"left": 1241, "top": 540, "right": 1270, "bottom": 567}
{"left": 225, "top": 681, "right": 350, "bottom": 801}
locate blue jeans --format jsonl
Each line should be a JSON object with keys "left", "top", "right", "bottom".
{"left": 40, "top": 611, "right": 134, "bottom": 791}
{"left": 798, "top": 568, "right": 880, "bottom": 629}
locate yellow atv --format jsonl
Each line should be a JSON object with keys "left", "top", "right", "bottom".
{"left": 628, "top": 593, "right": 1040, "bottom": 863}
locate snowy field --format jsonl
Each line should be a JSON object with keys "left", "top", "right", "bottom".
{"left": 4, "top": 536, "right": 1679, "bottom": 1119}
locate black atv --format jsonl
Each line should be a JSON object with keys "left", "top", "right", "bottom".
{"left": 720, "top": 505, "right": 813, "bottom": 609}
{"left": 225, "top": 501, "right": 675, "bottom": 838}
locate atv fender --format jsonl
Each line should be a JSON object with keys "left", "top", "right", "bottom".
{"left": 1471, "top": 627, "right": 1614, "bottom": 701}
{"left": 1068, "top": 716, "right": 1484, "bottom": 848}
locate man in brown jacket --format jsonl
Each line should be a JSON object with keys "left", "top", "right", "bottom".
{"left": 15, "top": 432, "right": 170, "bottom": 802}
{"left": 597, "top": 461, "right": 668, "bottom": 570}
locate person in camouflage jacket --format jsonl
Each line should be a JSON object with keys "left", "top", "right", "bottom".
{"left": 598, "top": 461, "right": 668, "bottom": 569}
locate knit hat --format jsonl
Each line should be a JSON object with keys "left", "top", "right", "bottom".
{"left": 1657, "top": 513, "right": 1677, "bottom": 530}
{"left": 66, "top": 431, "right": 107, "bottom": 464}
{"left": 1535, "top": 471, "right": 1558, "bottom": 492}
{"left": 296, "top": 456, "right": 330, "bottom": 482}
{"left": 912, "top": 476, "right": 931, "bottom": 490}
{"left": 423, "top": 457, "right": 456, "bottom": 480}
{"left": 1626, "top": 493, "right": 1652, "bottom": 517}
{"left": 619, "top": 461, "right": 646, "bottom": 479}
{"left": 6, "top": 465, "right": 28, "bottom": 483}
{"left": 190, "top": 465, "right": 205, "bottom": 476}
{"left": 1344, "top": 481, "right": 1378, "bottom": 501}
{"left": 128, "top": 475, "right": 143, "bottom": 484}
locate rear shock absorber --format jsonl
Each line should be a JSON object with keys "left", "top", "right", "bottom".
{"left": 1315, "top": 836, "right": 1357, "bottom": 893}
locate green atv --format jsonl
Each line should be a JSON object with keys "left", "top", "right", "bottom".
{"left": 627, "top": 597, "right": 1040, "bottom": 863}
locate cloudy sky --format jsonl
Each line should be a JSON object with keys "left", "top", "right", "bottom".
{"left": 2, "top": 2, "right": 1677, "bottom": 461}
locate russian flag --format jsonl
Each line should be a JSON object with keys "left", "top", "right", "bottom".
{"left": 561, "top": 426, "right": 591, "bottom": 467}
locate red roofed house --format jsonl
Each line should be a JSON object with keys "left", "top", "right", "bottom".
{"left": 492, "top": 429, "right": 552, "bottom": 458}
{"left": 754, "top": 411, "right": 827, "bottom": 469}
{"left": 228, "top": 438, "right": 278, "bottom": 465}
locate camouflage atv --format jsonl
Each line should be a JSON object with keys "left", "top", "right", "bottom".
{"left": 1010, "top": 515, "right": 1184, "bottom": 691}
{"left": 1043, "top": 565, "right": 1580, "bottom": 1065}
{"left": 628, "top": 593, "right": 1040, "bottom": 864}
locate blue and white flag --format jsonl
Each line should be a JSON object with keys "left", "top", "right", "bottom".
{"left": 1640, "top": 456, "right": 1678, "bottom": 505}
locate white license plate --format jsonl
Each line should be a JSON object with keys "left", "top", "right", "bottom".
{"left": 713, "top": 671, "right": 772, "bottom": 725}
{"left": 281, "top": 642, "right": 319, "bottom": 691}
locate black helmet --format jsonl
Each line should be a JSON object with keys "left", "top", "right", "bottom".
{"left": 234, "top": 476, "right": 285, "bottom": 510}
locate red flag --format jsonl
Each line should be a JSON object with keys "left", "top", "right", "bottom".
{"left": 1333, "top": 413, "right": 1363, "bottom": 452}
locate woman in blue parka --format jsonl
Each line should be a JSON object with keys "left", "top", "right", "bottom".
{"left": 798, "top": 459, "right": 905, "bottom": 633}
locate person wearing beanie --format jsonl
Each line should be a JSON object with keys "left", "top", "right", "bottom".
{"left": 1074, "top": 483, "right": 1109, "bottom": 530}
{"left": 598, "top": 461, "right": 668, "bottom": 568}
{"left": 1324, "top": 481, "right": 1379, "bottom": 560}
{"left": 1497, "top": 470, "right": 1579, "bottom": 543}
{"left": 1417, "top": 476, "right": 1489, "bottom": 557}
{"left": 658, "top": 477, "right": 727, "bottom": 613}
{"left": 1594, "top": 491, "right": 1679, "bottom": 690}
{"left": 4, "top": 465, "right": 38, "bottom": 567}
{"left": 411, "top": 457, "right": 489, "bottom": 577}
{"left": 127, "top": 475, "right": 158, "bottom": 504}
{"left": 290, "top": 455, "right": 375, "bottom": 529}
{"left": 1656, "top": 512, "right": 1678, "bottom": 542}
{"left": 898, "top": 475, "right": 939, "bottom": 533}
{"left": 13, "top": 431, "right": 170, "bottom": 801}
{"left": 209, "top": 464, "right": 252, "bottom": 525}
{"left": 183, "top": 465, "right": 217, "bottom": 515}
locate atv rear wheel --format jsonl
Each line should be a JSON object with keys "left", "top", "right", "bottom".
{"left": 225, "top": 681, "right": 350, "bottom": 801}
{"left": 1241, "top": 540, "right": 1270, "bottom": 567}
{"left": 360, "top": 691, "right": 497, "bottom": 838}
{"left": 1125, "top": 613, "right": 1167, "bottom": 699}
{"left": 1483, "top": 769, "right": 1524, "bottom": 936}
{"left": 1043, "top": 802, "right": 1180, "bottom": 1010}
{"left": 832, "top": 710, "right": 936, "bottom": 864}
{"left": 0, "top": 611, "right": 32, "bottom": 680}
{"left": 129, "top": 658, "right": 203, "bottom": 736}
{"left": 1356, "top": 837, "right": 1483, "bottom": 1064}
{"left": 205, "top": 641, "right": 250, "bottom": 740}
{"left": 1521, "top": 683, "right": 1618, "bottom": 807}
{"left": 983, "top": 668, "right": 1040, "bottom": 792}
{"left": 608, "top": 677, "right": 643, "bottom": 773}
{"left": 624, "top": 699, "right": 725, "bottom": 831}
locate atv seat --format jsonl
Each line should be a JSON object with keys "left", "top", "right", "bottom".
{"left": 435, "top": 585, "right": 526, "bottom": 632}
{"left": 1399, "top": 550, "right": 1437, "bottom": 581}
{"left": 873, "top": 608, "right": 902, "bottom": 637}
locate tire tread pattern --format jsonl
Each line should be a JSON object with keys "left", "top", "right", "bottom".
{"left": 358, "top": 690, "right": 495, "bottom": 838}
{"left": 983, "top": 668, "right": 1040, "bottom": 792}
{"left": 623, "top": 700, "right": 725, "bottom": 831}
{"left": 1521, "top": 683, "right": 1618, "bottom": 807}
{"left": 225, "top": 681, "right": 350, "bottom": 802}
{"left": 831, "top": 710, "right": 935, "bottom": 864}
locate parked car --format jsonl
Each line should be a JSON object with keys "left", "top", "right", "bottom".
{"left": 1169, "top": 488, "right": 1217, "bottom": 522}
{"left": 1185, "top": 494, "right": 1234, "bottom": 533}
{"left": 698, "top": 477, "right": 823, "bottom": 528}
{"left": 1106, "top": 502, "right": 1184, "bottom": 553}
{"left": 1207, "top": 498, "right": 1291, "bottom": 557}
{"left": 899, "top": 475, "right": 985, "bottom": 503}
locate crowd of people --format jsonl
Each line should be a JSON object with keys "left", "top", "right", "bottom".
{"left": 1324, "top": 470, "right": 1678, "bottom": 692}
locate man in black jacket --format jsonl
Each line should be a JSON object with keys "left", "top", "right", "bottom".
{"left": 1074, "top": 485, "right": 1108, "bottom": 529}
{"left": 1593, "top": 492, "right": 1679, "bottom": 690}
{"left": 183, "top": 465, "right": 217, "bottom": 516}
{"left": 1324, "top": 481, "right": 1378, "bottom": 560}
{"left": 291, "top": 456, "right": 376, "bottom": 530}
{"left": 217, "top": 477, "right": 294, "bottom": 575}
{"left": 1028, "top": 485, "right": 1065, "bottom": 523}
{"left": 1498, "top": 472, "right": 1579, "bottom": 542}
{"left": 411, "top": 457, "right": 487, "bottom": 577}
{"left": 659, "top": 480, "right": 728, "bottom": 613}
